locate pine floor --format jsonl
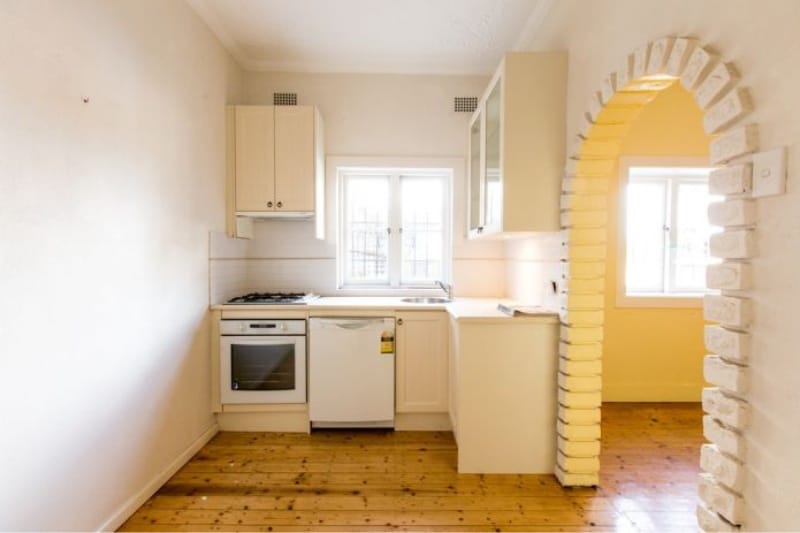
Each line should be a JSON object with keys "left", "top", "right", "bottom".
{"left": 120, "top": 403, "right": 703, "bottom": 532}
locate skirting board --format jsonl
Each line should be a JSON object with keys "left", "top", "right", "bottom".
{"left": 96, "top": 423, "right": 219, "bottom": 532}
{"left": 602, "top": 382, "right": 704, "bottom": 402}
{"left": 217, "top": 411, "right": 310, "bottom": 432}
{"left": 395, "top": 412, "right": 452, "bottom": 431}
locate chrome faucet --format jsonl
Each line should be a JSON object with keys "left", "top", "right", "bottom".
{"left": 436, "top": 280, "right": 453, "bottom": 299}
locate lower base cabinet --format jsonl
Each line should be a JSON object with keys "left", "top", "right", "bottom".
{"left": 395, "top": 311, "right": 449, "bottom": 413}
{"left": 449, "top": 316, "right": 559, "bottom": 473}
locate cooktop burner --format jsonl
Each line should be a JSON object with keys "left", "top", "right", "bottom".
{"left": 226, "top": 292, "right": 317, "bottom": 305}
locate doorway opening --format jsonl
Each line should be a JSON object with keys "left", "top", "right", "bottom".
{"left": 557, "top": 38, "right": 757, "bottom": 532}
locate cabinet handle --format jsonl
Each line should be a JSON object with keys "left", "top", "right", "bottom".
{"left": 277, "top": 201, "right": 283, "bottom": 208}
{"left": 397, "top": 318, "right": 403, "bottom": 326}
{"left": 267, "top": 201, "right": 273, "bottom": 208}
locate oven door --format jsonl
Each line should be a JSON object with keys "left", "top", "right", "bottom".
{"left": 220, "top": 335, "right": 306, "bottom": 404}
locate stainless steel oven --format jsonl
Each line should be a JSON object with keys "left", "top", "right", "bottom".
{"left": 220, "top": 319, "right": 306, "bottom": 404}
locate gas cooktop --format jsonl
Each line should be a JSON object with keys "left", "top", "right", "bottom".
{"left": 226, "top": 292, "right": 318, "bottom": 305}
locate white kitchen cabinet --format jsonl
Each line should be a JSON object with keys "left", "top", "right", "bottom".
{"left": 395, "top": 311, "right": 449, "bottom": 413}
{"left": 226, "top": 105, "right": 325, "bottom": 238}
{"left": 467, "top": 52, "right": 567, "bottom": 238}
{"left": 448, "top": 316, "right": 559, "bottom": 473}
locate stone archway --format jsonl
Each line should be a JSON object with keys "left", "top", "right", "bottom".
{"left": 556, "top": 37, "right": 759, "bottom": 531}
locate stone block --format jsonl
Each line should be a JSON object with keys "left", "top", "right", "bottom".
{"left": 707, "top": 199, "right": 756, "bottom": 227}
{"left": 709, "top": 230, "right": 755, "bottom": 259}
{"left": 705, "top": 326, "right": 750, "bottom": 363}
{"left": 558, "top": 388, "right": 602, "bottom": 410}
{"left": 696, "top": 62, "right": 739, "bottom": 109}
{"left": 704, "top": 355, "right": 749, "bottom": 395}
{"left": 703, "top": 415, "right": 746, "bottom": 459}
{"left": 710, "top": 124, "right": 759, "bottom": 165}
{"left": 703, "top": 295, "right": 752, "bottom": 328}
{"left": 709, "top": 164, "right": 752, "bottom": 195}
{"left": 706, "top": 262, "right": 752, "bottom": 291}
{"left": 702, "top": 388, "right": 750, "bottom": 429}
{"left": 698, "top": 473, "right": 745, "bottom": 525}
{"left": 700, "top": 444, "right": 745, "bottom": 493}
{"left": 704, "top": 88, "right": 752, "bottom": 134}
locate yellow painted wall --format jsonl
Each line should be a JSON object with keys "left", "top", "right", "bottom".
{"left": 603, "top": 83, "right": 711, "bottom": 401}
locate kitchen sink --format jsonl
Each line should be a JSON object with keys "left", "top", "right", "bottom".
{"left": 401, "top": 297, "right": 452, "bottom": 304}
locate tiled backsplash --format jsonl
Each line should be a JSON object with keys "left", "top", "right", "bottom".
{"left": 209, "top": 227, "right": 560, "bottom": 305}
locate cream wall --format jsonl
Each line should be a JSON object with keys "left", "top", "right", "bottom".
{"left": 603, "top": 83, "right": 711, "bottom": 401}
{"left": 210, "top": 71, "right": 507, "bottom": 300}
{"left": 522, "top": 0, "right": 800, "bottom": 528}
{"left": 0, "top": 1, "right": 239, "bottom": 529}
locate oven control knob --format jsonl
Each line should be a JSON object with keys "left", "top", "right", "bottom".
{"left": 240, "top": 323, "right": 248, "bottom": 333}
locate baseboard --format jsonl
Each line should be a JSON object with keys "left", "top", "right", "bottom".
{"left": 217, "top": 411, "right": 310, "bottom": 432}
{"left": 97, "top": 423, "right": 219, "bottom": 532}
{"left": 602, "top": 382, "right": 704, "bottom": 402}
{"left": 395, "top": 412, "right": 452, "bottom": 431}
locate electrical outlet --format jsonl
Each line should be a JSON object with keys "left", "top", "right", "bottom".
{"left": 752, "top": 147, "right": 787, "bottom": 198}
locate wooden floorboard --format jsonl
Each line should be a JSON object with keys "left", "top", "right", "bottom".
{"left": 120, "top": 402, "right": 702, "bottom": 532}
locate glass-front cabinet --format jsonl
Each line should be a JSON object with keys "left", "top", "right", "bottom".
{"left": 466, "top": 52, "right": 567, "bottom": 239}
{"left": 483, "top": 78, "right": 502, "bottom": 232}
{"left": 468, "top": 109, "right": 483, "bottom": 234}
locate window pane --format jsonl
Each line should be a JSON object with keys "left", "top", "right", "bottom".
{"left": 626, "top": 181, "right": 667, "bottom": 293}
{"left": 673, "top": 181, "right": 712, "bottom": 292}
{"left": 401, "top": 176, "right": 444, "bottom": 284}
{"left": 343, "top": 175, "right": 389, "bottom": 283}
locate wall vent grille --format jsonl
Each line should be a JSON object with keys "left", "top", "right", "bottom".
{"left": 454, "top": 97, "right": 478, "bottom": 113}
{"left": 273, "top": 92, "right": 298, "bottom": 106}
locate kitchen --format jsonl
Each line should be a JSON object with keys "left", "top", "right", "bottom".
{"left": 2, "top": 0, "right": 800, "bottom": 532}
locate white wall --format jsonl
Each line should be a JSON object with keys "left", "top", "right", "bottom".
{"left": 210, "top": 71, "right": 508, "bottom": 300}
{"left": 522, "top": 1, "right": 800, "bottom": 529}
{"left": 0, "top": 1, "right": 240, "bottom": 529}
{"left": 504, "top": 234, "right": 562, "bottom": 308}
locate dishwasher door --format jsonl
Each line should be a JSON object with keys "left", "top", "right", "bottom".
{"left": 309, "top": 317, "right": 395, "bottom": 427}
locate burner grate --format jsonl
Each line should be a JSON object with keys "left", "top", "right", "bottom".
{"left": 227, "top": 292, "right": 311, "bottom": 304}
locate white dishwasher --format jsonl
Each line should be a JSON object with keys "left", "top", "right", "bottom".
{"left": 309, "top": 317, "right": 395, "bottom": 428}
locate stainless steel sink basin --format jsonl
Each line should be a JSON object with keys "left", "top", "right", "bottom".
{"left": 401, "top": 297, "right": 452, "bottom": 304}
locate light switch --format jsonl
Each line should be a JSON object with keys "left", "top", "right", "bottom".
{"left": 752, "top": 147, "right": 787, "bottom": 198}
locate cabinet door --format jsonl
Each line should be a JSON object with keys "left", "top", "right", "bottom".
{"left": 235, "top": 106, "right": 275, "bottom": 212}
{"left": 483, "top": 78, "right": 503, "bottom": 233}
{"left": 468, "top": 110, "right": 483, "bottom": 234}
{"left": 396, "top": 312, "right": 449, "bottom": 413}
{"left": 275, "top": 106, "right": 315, "bottom": 212}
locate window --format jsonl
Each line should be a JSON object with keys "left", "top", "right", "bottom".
{"left": 620, "top": 159, "right": 719, "bottom": 305}
{"left": 338, "top": 167, "right": 451, "bottom": 288}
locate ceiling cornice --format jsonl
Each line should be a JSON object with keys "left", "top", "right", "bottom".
{"left": 186, "top": 0, "right": 250, "bottom": 66}
{"left": 512, "top": 0, "right": 556, "bottom": 51}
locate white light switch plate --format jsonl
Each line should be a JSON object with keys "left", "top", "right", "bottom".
{"left": 752, "top": 147, "right": 787, "bottom": 198}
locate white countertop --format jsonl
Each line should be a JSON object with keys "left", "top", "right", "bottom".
{"left": 211, "top": 297, "right": 559, "bottom": 323}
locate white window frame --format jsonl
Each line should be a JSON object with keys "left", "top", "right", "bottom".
{"left": 331, "top": 157, "right": 454, "bottom": 293}
{"left": 617, "top": 156, "right": 715, "bottom": 308}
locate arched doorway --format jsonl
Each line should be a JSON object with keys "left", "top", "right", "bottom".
{"left": 557, "top": 37, "right": 756, "bottom": 531}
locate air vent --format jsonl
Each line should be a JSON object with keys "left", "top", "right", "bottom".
{"left": 454, "top": 97, "right": 478, "bottom": 113}
{"left": 273, "top": 92, "right": 298, "bottom": 106}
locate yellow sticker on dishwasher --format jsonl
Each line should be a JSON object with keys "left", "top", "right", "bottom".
{"left": 380, "top": 331, "right": 394, "bottom": 354}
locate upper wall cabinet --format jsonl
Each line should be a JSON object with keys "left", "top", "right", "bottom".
{"left": 226, "top": 105, "right": 325, "bottom": 239}
{"left": 467, "top": 52, "right": 567, "bottom": 238}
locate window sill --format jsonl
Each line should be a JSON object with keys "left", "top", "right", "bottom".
{"left": 616, "top": 293, "right": 705, "bottom": 309}
{"left": 335, "top": 286, "right": 450, "bottom": 298}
